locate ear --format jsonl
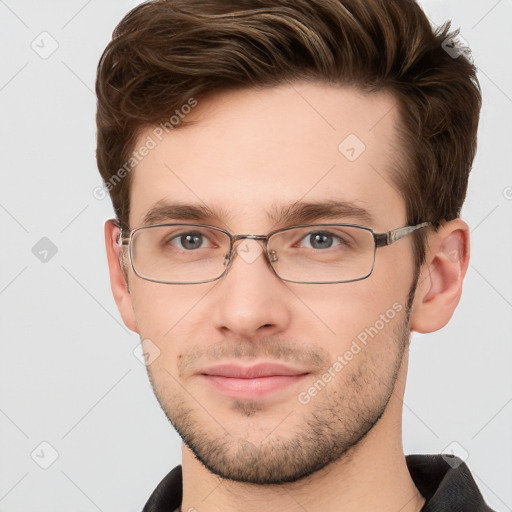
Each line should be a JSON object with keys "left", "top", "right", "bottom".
{"left": 409, "top": 219, "right": 470, "bottom": 333}
{"left": 104, "top": 219, "right": 139, "bottom": 333}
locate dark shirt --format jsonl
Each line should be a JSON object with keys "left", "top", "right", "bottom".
{"left": 142, "top": 454, "right": 495, "bottom": 511}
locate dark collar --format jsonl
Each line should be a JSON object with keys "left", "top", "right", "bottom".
{"left": 142, "top": 454, "right": 494, "bottom": 511}
{"left": 406, "top": 454, "right": 494, "bottom": 511}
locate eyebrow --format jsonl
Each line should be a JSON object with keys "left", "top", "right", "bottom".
{"left": 267, "top": 199, "right": 374, "bottom": 226}
{"left": 141, "top": 199, "right": 374, "bottom": 228}
{"left": 142, "top": 200, "right": 229, "bottom": 226}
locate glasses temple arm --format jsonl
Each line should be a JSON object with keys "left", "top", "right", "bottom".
{"left": 375, "top": 222, "right": 432, "bottom": 247}
{"left": 116, "top": 230, "right": 130, "bottom": 246}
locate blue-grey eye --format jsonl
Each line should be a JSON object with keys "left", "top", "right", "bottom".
{"left": 174, "top": 232, "right": 205, "bottom": 250}
{"left": 303, "top": 232, "right": 337, "bottom": 249}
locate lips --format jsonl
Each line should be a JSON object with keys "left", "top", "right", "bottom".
{"left": 202, "top": 363, "right": 307, "bottom": 379}
{"left": 199, "top": 363, "right": 309, "bottom": 399}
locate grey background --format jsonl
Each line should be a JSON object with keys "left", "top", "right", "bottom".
{"left": 0, "top": 0, "right": 510, "bottom": 510}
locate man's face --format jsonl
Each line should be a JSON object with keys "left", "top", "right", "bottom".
{"left": 125, "top": 82, "right": 417, "bottom": 483}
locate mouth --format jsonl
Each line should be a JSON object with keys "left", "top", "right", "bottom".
{"left": 199, "top": 362, "right": 310, "bottom": 399}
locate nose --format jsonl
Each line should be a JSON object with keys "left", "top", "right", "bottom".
{"left": 211, "top": 238, "right": 292, "bottom": 340}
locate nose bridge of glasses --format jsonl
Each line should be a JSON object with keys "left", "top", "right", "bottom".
{"left": 226, "top": 234, "right": 276, "bottom": 267}
{"left": 231, "top": 234, "right": 268, "bottom": 243}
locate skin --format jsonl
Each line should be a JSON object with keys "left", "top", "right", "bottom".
{"left": 105, "top": 82, "right": 469, "bottom": 512}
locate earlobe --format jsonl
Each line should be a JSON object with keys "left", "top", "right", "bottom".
{"left": 104, "top": 219, "right": 139, "bottom": 333}
{"left": 409, "top": 219, "right": 470, "bottom": 334}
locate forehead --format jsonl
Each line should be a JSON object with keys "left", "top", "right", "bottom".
{"left": 129, "top": 81, "right": 405, "bottom": 230}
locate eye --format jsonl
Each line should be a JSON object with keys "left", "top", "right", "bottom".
{"left": 170, "top": 232, "right": 207, "bottom": 250}
{"left": 299, "top": 231, "right": 348, "bottom": 250}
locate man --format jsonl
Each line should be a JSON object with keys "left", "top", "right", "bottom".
{"left": 96, "top": 0, "right": 491, "bottom": 510}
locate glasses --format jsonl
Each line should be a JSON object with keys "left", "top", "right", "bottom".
{"left": 117, "top": 221, "right": 431, "bottom": 284}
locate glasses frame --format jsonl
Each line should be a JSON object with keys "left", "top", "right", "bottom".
{"left": 117, "top": 221, "right": 432, "bottom": 285}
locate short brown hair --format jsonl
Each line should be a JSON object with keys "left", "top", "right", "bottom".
{"left": 96, "top": 0, "right": 481, "bottom": 268}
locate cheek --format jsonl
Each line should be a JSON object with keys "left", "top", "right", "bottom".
{"left": 128, "top": 282, "right": 191, "bottom": 372}
{"left": 288, "top": 269, "right": 413, "bottom": 373}
{"left": 129, "top": 279, "right": 224, "bottom": 381}
{"left": 129, "top": 279, "right": 213, "bottom": 337}
{"left": 289, "top": 276, "right": 408, "bottom": 343}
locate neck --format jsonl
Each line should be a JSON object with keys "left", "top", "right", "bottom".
{"left": 181, "top": 350, "right": 425, "bottom": 512}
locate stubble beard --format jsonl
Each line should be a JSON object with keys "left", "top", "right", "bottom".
{"left": 148, "top": 283, "right": 416, "bottom": 485}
